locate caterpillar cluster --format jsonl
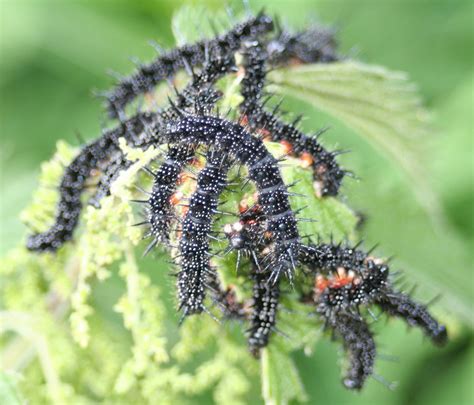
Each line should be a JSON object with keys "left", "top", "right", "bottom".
{"left": 224, "top": 206, "right": 447, "bottom": 387}
{"left": 25, "top": 9, "right": 447, "bottom": 392}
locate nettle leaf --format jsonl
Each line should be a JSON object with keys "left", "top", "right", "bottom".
{"left": 268, "top": 62, "right": 431, "bottom": 139}
{"left": 267, "top": 61, "right": 445, "bottom": 226}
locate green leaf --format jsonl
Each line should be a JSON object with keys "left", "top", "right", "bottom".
{"left": 268, "top": 61, "right": 446, "bottom": 228}
{"left": 261, "top": 343, "right": 307, "bottom": 405}
{"left": 268, "top": 62, "right": 431, "bottom": 138}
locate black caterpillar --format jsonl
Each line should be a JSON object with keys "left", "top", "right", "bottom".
{"left": 89, "top": 152, "right": 133, "bottom": 209}
{"left": 26, "top": 16, "right": 339, "bottom": 253}
{"left": 300, "top": 243, "right": 447, "bottom": 344}
{"left": 223, "top": 204, "right": 280, "bottom": 356}
{"left": 176, "top": 147, "right": 232, "bottom": 315}
{"left": 26, "top": 113, "right": 156, "bottom": 251}
{"left": 25, "top": 9, "right": 447, "bottom": 392}
{"left": 240, "top": 41, "right": 345, "bottom": 196}
{"left": 27, "top": 52, "right": 234, "bottom": 252}
{"left": 146, "top": 144, "right": 195, "bottom": 246}
{"left": 102, "top": 12, "right": 273, "bottom": 119}
{"left": 300, "top": 242, "right": 446, "bottom": 388}
{"left": 330, "top": 312, "right": 376, "bottom": 390}
{"left": 223, "top": 205, "right": 446, "bottom": 384}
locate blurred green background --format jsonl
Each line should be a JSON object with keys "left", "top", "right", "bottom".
{"left": 0, "top": 0, "right": 472, "bottom": 404}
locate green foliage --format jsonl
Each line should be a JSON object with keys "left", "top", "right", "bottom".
{"left": 1, "top": 2, "right": 472, "bottom": 405}
{"left": 267, "top": 62, "right": 442, "bottom": 226}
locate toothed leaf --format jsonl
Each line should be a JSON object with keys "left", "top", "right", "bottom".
{"left": 268, "top": 61, "right": 444, "bottom": 225}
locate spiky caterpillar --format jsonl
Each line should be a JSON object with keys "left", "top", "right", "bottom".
{"left": 27, "top": 18, "right": 340, "bottom": 253}
{"left": 103, "top": 12, "right": 274, "bottom": 118}
{"left": 223, "top": 211, "right": 446, "bottom": 384}
{"left": 240, "top": 41, "right": 345, "bottom": 196}
{"left": 223, "top": 205, "right": 281, "bottom": 353}
{"left": 65, "top": 20, "right": 336, "bottom": 240}
{"left": 225, "top": 208, "right": 373, "bottom": 362}
{"left": 312, "top": 268, "right": 378, "bottom": 390}
{"left": 222, "top": 205, "right": 282, "bottom": 354}
{"left": 28, "top": 50, "right": 237, "bottom": 253}
{"left": 176, "top": 147, "right": 233, "bottom": 315}
{"left": 375, "top": 291, "right": 448, "bottom": 347}
{"left": 300, "top": 243, "right": 447, "bottom": 343}
{"left": 21, "top": 10, "right": 448, "bottom": 393}
{"left": 223, "top": 210, "right": 447, "bottom": 345}
{"left": 299, "top": 243, "right": 447, "bottom": 389}
{"left": 26, "top": 112, "right": 157, "bottom": 252}
{"left": 206, "top": 254, "right": 280, "bottom": 356}
{"left": 155, "top": 115, "right": 301, "bottom": 281}
{"left": 160, "top": 50, "right": 237, "bottom": 122}
{"left": 91, "top": 52, "right": 233, "bottom": 222}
